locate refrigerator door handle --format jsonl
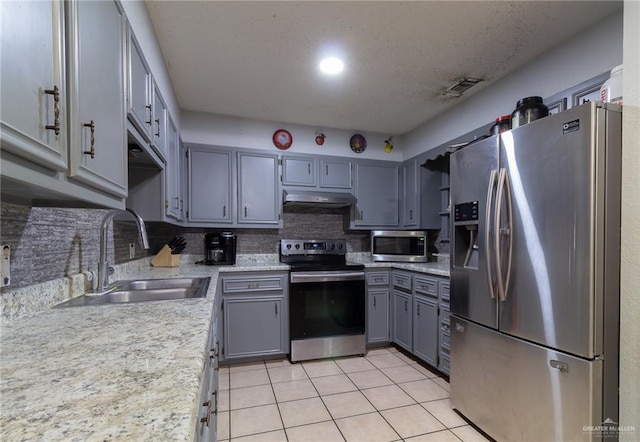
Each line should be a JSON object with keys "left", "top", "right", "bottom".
{"left": 503, "top": 170, "right": 514, "bottom": 300}
{"left": 495, "top": 168, "right": 513, "bottom": 302}
{"left": 485, "top": 169, "right": 499, "bottom": 299}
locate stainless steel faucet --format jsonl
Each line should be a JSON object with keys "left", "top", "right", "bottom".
{"left": 97, "top": 209, "right": 149, "bottom": 291}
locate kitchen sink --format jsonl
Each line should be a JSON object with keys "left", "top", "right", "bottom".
{"left": 54, "top": 277, "right": 210, "bottom": 308}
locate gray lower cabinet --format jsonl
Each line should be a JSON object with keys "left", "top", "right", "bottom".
{"left": 196, "top": 312, "right": 218, "bottom": 442}
{"left": 220, "top": 272, "right": 288, "bottom": 362}
{"left": 438, "top": 279, "right": 451, "bottom": 375}
{"left": 352, "top": 161, "right": 399, "bottom": 228}
{"left": 413, "top": 294, "right": 438, "bottom": 366}
{"left": 391, "top": 269, "right": 450, "bottom": 372}
{"left": 366, "top": 270, "right": 390, "bottom": 345}
{"left": 391, "top": 289, "right": 412, "bottom": 352}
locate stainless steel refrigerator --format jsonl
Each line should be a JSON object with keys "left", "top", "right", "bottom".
{"left": 449, "top": 102, "right": 621, "bottom": 441}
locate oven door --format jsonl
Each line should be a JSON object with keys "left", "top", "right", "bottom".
{"left": 289, "top": 270, "right": 365, "bottom": 340}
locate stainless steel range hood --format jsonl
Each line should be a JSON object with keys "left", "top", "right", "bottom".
{"left": 283, "top": 190, "right": 357, "bottom": 208}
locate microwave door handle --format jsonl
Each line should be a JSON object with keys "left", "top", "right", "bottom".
{"left": 485, "top": 169, "right": 498, "bottom": 299}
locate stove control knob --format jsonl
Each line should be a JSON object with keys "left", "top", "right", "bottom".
{"left": 286, "top": 244, "right": 292, "bottom": 249}
{"left": 295, "top": 244, "right": 300, "bottom": 249}
{"left": 338, "top": 243, "right": 343, "bottom": 249}
{"left": 330, "top": 244, "right": 335, "bottom": 250}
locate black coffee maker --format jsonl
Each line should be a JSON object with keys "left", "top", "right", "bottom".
{"left": 204, "top": 232, "right": 237, "bottom": 265}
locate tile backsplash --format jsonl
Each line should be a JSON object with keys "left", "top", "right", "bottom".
{"left": 0, "top": 204, "right": 371, "bottom": 289}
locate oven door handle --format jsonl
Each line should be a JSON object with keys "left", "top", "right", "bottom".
{"left": 290, "top": 271, "right": 365, "bottom": 283}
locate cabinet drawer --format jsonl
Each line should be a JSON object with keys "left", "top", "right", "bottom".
{"left": 439, "top": 353, "right": 450, "bottom": 375}
{"left": 367, "top": 271, "right": 389, "bottom": 286}
{"left": 414, "top": 275, "right": 437, "bottom": 297}
{"left": 440, "top": 304, "right": 450, "bottom": 324}
{"left": 440, "top": 325, "right": 450, "bottom": 352}
{"left": 439, "top": 280, "right": 450, "bottom": 302}
{"left": 222, "top": 274, "right": 286, "bottom": 293}
{"left": 391, "top": 271, "right": 412, "bottom": 291}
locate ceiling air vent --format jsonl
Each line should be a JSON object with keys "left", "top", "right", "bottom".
{"left": 441, "top": 77, "right": 483, "bottom": 97}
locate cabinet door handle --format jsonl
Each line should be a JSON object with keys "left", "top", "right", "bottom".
{"left": 410, "top": 209, "right": 413, "bottom": 220}
{"left": 417, "top": 304, "right": 421, "bottom": 316}
{"left": 275, "top": 303, "right": 278, "bottom": 316}
{"left": 404, "top": 300, "right": 408, "bottom": 311}
{"left": 325, "top": 164, "right": 329, "bottom": 175}
{"left": 174, "top": 197, "right": 179, "bottom": 210}
{"left": 360, "top": 210, "right": 364, "bottom": 220}
{"left": 155, "top": 118, "right": 160, "bottom": 137}
{"left": 373, "top": 297, "right": 377, "bottom": 308}
{"left": 308, "top": 163, "right": 311, "bottom": 174}
{"left": 83, "top": 120, "right": 95, "bottom": 159}
{"left": 244, "top": 206, "right": 248, "bottom": 217}
{"left": 223, "top": 205, "right": 226, "bottom": 217}
{"left": 44, "top": 85, "right": 60, "bottom": 135}
{"left": 145, "top": 104, "right": 152, "bottom": 125}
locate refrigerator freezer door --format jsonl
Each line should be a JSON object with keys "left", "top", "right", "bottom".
{"left": 451, "top": 316, "right": 603, "bottom": 442}
{"left": 498, "top": 104, "right": 604, "bottom": 358}
{"left": 450, "top": 136, "right": 499, "bottom": 329}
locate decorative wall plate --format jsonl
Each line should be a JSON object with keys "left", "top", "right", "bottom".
{"left": 273, "top": 129, "right": 293, "bottom": 150}
{"left": 350, "top": 134, "right": 367, "bottom": 153}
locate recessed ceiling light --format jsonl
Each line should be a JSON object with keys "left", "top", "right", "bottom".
{"left": 319, "top": 57, "right": 344, "bottom": 75}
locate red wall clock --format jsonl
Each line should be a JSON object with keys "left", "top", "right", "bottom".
{"left": 273, "top": 129, "right": 293, "bottom": 150}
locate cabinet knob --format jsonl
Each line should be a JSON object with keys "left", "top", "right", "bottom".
{"left": 44, "top": 85, "right": 60, "bottom": 135}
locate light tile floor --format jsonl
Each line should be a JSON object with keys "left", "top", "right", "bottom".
{"left": 217, "top": 346, "right": 491, "bottom": 442}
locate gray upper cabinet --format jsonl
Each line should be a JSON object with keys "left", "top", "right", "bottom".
{"left": 238, "top": 152, "right": 281, "bottom": 225}
{"left": 165, "top": 115, "right": 181, "bottom": 220}
{"left": 282, "top": 156, "right": 317, "bottom": 187}
{"left": 188, "top": 146, "right": 233, "bottom": 223}
{"left": 352, "top": 161, "right": 399, "bottom": 228}
{"left": 1, "top": 0, "right": 68, "bottom": 172}
{"left": 126, "top": 28, "right": 153, "bottom": 142}
{"left": 152, "top": 83, "right": 167, "bottom": 159}
{"left": 66, "top": 0, "right": 127, "bottom": 198}
{"left": 320, "top": 158, "right": 352, "bottom": 189}
{"left": 401, "top": 159, "right": 419, "bottom": 228}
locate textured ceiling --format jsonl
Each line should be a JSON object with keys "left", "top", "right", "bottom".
{"left": 145, "top": 1, "right": 621, "bottom": 135}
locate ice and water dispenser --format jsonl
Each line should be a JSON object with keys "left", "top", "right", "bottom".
{"left": 453, "top": 201, "right": 479, "bottom": 269}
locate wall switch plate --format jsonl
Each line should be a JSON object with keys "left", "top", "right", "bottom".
{"left": 129, "top": 243, "right": 135, "bottom": 259}
{"left": 1, "top": 245, "right": 10, "bottom": 287}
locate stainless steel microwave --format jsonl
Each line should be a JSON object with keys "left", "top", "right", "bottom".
{"left": 371, "top": 230, "right": 428, "bottom": 262}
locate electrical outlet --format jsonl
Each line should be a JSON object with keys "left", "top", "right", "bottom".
{"left": 129, "top": 243, "right": 135, "bottom": 259}
{"left": 1, "top": 244, "right": 10, "bottom": 287}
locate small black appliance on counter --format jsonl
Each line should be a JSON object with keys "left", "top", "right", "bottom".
{"left": 201, "top": 232, "right": 237, "bottom": 265}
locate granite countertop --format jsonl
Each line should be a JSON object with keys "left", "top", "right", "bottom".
{"left": 0, "top": 259, "right": 289, "bottom": 441}
{"left": 0, "top": 255, "right": 447, "bottom": 440}
{"left": 354, "top": 259, "right": 450, "bottom": 277}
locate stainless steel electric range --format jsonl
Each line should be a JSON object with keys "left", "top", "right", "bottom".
{"left": 280, "top": 239, "right": 366, "bottom": 363}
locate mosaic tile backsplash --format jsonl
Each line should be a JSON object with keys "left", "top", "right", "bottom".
{"left": 0, "top": 204, "right": 376, "bottom": 290}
